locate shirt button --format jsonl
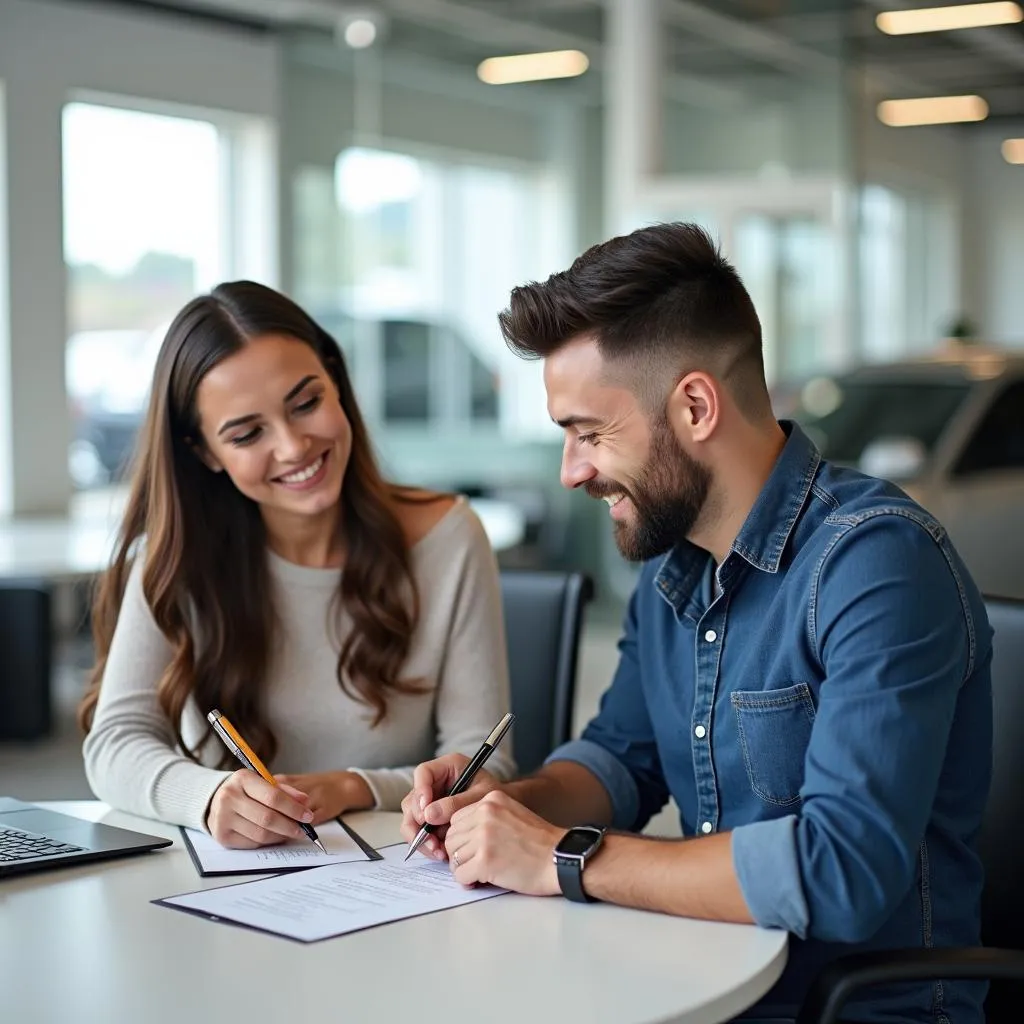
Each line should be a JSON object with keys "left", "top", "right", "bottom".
{"left": 694, "top": 724, "right": 706, "bottom": 738}
{"left": 701, "top": 821, "right": 713, "bottom": 834}
{"left": 704, "top": 629, "right": 717, "bottom": 642}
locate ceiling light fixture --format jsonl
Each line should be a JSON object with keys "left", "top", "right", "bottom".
{"left": 344, "top": 18, "right": 377, "bottom": 48}
{"left": 876, "top": 2, "right": 1023, "bottom": 35}
{"left": 336, "top": 10, "right": 386, "bottom": 50}
{"left": 877, "top": 94, "right": 989, "bottom": 126}
{"left": 1002, "top": 138, "right": 1024, "bottom": 163}
{"left": 477, "top": 50, "right": 590, "bottom": 85}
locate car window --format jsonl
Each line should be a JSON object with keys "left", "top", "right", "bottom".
{"left": 383, "top": 320, "right": 431, "bottom": 422}
{"left": 953, "top": 380, "right": 1024, "bottom": 478}
{"left": 469, "top": 347, "right": 498, "bottom": 422}
{"left": 789, "top": 378, "right": 972, "bottom": 465}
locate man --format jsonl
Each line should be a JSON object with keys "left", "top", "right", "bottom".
{"left": 401, "top": 223, "right": 992, "bottom": 1023}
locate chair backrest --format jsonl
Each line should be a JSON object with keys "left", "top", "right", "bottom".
{"left": 0, "top": 580, "right": 53, "bottom": 740}
{"left": 500, "top": 571, "right": 593, "bottom": 775}
{"left": 979, "top": 596, "right": 1024, "bottom": 952}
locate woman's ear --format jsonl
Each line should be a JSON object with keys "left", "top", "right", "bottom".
{"left": 187, "top": 437, "right": 223, "bottom": 473}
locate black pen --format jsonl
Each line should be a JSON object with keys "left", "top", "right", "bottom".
{"left": 207, "top": 709, "right": 327, "bottom": 854}
{"left": 404, "top": 711, "right": 515, "bottom": 861}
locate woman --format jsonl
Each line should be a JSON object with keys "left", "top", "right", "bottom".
{"left": 80, "top": 281, "right": 514, "bottom": 849}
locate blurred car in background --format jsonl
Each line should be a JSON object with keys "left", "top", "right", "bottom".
{"left": 774, "top": 345, "right": 1024, "bottom": 599}
{"left": 65, "top": 312, "right": 501, "bottom": 488}
{"left": 66, "top": 326, "right": 157, "bottom": 488}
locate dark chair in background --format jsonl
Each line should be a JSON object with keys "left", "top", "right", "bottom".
{"left": 500, "top": 571, "right": 594, "bottom": 775}
{"left": 796, "top": 595, "right": 1024, "bottom": 1024}
{"left": 0, "top": 580, "right": 53, "bottom": 741}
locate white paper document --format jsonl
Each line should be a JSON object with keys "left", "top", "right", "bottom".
{"left": 158, "top": 844, "right": 507, "bottom": 941}
{"left": 181, "top": 820, "right": 372, "bottom": 875}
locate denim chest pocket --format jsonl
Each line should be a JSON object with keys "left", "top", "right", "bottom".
{"left": 730, "top": 682, "right": 817, "bottom": 808}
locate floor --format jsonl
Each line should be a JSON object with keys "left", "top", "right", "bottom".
{"left": 0, "top": 604, "right": 684, "bottom": 837}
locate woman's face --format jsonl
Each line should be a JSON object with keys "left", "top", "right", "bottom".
{"left": 194, "top": 333, "right": 352, "bottom": 527}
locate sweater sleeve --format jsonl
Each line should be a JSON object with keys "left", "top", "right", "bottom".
{"left": 82, "top": 558, "right": 231, "bottom": 831}
{"left": 349, "top": 505, "right": 516, "bottom": 810}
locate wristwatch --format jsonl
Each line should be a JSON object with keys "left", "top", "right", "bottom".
{"left": 553, "top": 825, "right": 607, "bottom": 903}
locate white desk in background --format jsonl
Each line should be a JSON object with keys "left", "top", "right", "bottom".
{"left": 0, "top": 496, "right": 527, "bottom": 581}
{"left": 1, "top": 803, "right": 788, "bottom": 1024}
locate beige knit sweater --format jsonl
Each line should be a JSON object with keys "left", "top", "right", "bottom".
{"left": 83, "top": 499, "right": 515, "bottom": 831}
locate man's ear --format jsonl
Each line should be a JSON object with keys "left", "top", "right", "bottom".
{"left": 666, "top": 371, "right": 720, "bottom": 443}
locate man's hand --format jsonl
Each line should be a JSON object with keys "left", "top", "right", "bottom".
{"left": 445, "top": 790, "right": 563, "bottom": 896}
{"left": 274, "top": 771, "right": 375, "bottom": 825}
{"left": 207, "top": 770, "right": 313, "bottom": 848}
{"left": 399, "top": 753, "right": 502, "bottom": 859}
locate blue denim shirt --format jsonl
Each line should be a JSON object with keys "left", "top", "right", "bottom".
{"left": 550, "top": 423, "right": 992, "bottom": 1023}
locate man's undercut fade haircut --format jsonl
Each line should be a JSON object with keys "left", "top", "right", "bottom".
{"left": 498, "top": 222, "right": 772, "bottom": 420}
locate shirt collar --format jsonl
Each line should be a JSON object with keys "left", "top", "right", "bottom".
{"left": 654, "top": 421, "right": 820, "bottom": 605}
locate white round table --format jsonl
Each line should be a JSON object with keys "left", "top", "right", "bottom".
{"left": 0, "top": 802, "right": 787, "bottom": 1024}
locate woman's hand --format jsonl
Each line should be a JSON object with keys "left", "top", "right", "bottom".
{"left": 274, "top": 771, "right": 375, "bottom": 825}
{"left": 206, "top": 770, "right": 313, "bottom": 848}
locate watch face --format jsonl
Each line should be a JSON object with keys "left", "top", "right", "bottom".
{"left": 558, "top": 828, "right": 600, "bottom": 857}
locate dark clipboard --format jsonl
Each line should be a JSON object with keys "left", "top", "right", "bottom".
{"left": 179, "top": 815, "right": 382, "bottom": 877}
{"left": 152, "top": 844, "right": 507, "bottom": 944}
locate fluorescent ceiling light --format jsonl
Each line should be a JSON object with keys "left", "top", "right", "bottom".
{"left": 877, "top": 94, "right": 989, "bottom": 126}
{"left": 477, "top": 50, "right": 589, "bottom": 85}
{"left": 1003, "top": 138, "right": 1024, "bottom": 164}
{"left": 876, "top": 2, "right": 1023, "bottom": 35}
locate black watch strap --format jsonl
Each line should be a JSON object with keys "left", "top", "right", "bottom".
{"left": 556, "top": 854, "right": 595, "bottom": 903}
{"left": 554, "top": 825, "right": 606, "bottom": 904}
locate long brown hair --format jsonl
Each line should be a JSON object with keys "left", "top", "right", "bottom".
{"left": 79, "top": 281, "right": 427, "bottom": 768}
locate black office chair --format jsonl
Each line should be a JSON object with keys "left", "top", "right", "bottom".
{"left": 0, "top": 579, "right": 54, "bottom": 741}
{"left": 500, "top": 571, "right": 594, "bottom": 775}
{"left": 796, "top": 595, "right": 1024, "bottom": 1024}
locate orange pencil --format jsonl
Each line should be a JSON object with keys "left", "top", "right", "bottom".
{"left": 207, "top": 708, "right": 326, "bottom": 854}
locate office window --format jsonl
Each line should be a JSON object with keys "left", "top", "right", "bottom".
{"left": 293, "top": 145, "right": 568, "bottom": 436}
{"left": 858, "top": 184, "right": 958, "bottom": 361}
{"left": 63, "top": 100, "right": 273, "bottom": 490}
{"left": 954, "top": 381, "right": 1024, "bottom": 478}
{"left": 0, "top": 81, "right": 10, "bottom": 516}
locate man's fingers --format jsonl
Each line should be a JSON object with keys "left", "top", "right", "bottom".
{"left": 410, "top": 764, "right": 451, "bottom": 815}
{"left": 424, "top": 791, "right": 480, "bottom": 826}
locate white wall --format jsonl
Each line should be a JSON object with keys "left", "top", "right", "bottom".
{"left": 964, "top": 123, "right": 1024, "bottom": 344}
{"left": 0, "top": 0, "right": 280, "bottom": 515}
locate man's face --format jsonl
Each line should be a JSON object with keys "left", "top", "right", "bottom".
{"left": 544, "top": 335, "right": 711, "bottom": 562}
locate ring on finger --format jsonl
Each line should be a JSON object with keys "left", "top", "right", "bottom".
{"left": 453, "top": 850, "right": 461, "bottom": 867}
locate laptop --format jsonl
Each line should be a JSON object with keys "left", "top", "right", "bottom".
{"left": 0, "top": 797, "right": 171, "bottom": 878}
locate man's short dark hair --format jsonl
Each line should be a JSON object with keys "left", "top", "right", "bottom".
{"left": 498, "top": 222, "right": 772, "bottom": 420}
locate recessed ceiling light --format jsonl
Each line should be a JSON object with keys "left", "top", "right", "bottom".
{"left": 877, "top": 94, "right": 989, "bottom": 126}
{"left": 876, "top": 2, "right": 1023, "bottom": 35}
{"left": 477, "top": 50, "right": 590, "bottom": 85}
{"left": 343, "top": 18, "right": 377, "bottom": 49}
{"left": 1002, "top": 139, "right": 1024, "bottom": 164}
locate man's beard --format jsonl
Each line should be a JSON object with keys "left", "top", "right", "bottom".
{"left": 588, "top": 417, "right": 712, "bottom": 562}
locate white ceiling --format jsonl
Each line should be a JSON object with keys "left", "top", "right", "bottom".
{"left": 62, "top": 0, "right": 1024, "bottom": 118}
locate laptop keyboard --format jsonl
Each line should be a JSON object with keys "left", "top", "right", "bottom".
{"left": 0, "top": 825, "right": 84, "bottom": 862}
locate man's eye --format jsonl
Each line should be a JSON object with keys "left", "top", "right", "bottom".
{"left": 577, "top": 432, "right": 598, "bottom": 446}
